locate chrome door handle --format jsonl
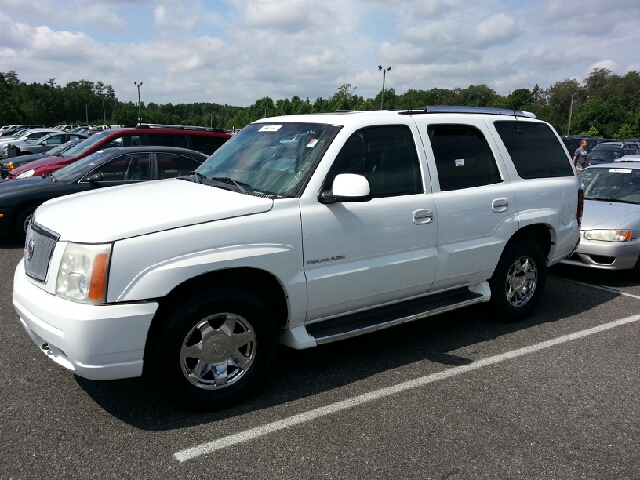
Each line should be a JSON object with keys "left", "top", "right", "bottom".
{"left": 492, "top": 198, "right": 509, "bottom": 213}
{"left": 414, "top": 209, "right": 434, "bottom": 224}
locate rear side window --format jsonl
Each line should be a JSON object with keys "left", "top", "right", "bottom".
{"left": 190, "top": 134, "right": 228, "bottom": 155}
{"left": 428, "top": 124, "right": 502, "bottom": 191}
{"left": 157, "top": 153, "right": 202, "bottom": 179}
{"left": 494, "top": 121, "right": 573, "bottom": 179}
{"left": 149, "top": 134, "right": 190, "bottom": 149}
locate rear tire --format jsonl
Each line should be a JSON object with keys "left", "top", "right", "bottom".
{"left": 150, "top": 288, "right": 278, "bottom": 411}
{"left": 489, "top": 241, "right": 547, "bottom": 322}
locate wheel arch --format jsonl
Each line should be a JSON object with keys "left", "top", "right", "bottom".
{"left": 142, "top": 267, "right": 289, "bottom": 374}
{"left": 504, "top": 224, "right": 552, "bottom": 261}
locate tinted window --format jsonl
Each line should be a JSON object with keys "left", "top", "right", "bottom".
{"left": 106, "top": 134, "right": 142, "bottom": 148}
{"left": 190, "top": 134, "right": 228, "bottom": 155}
{"left": 157, "top": 153, "right": 202, "bottom": 179}
{"left": 494, "top": 121, "right": 573, "bottom": 179}
{"left": 428, "top": 124, "right": 502, "bottom": 191}
{"left": 94, "top": 153, "right": 151, "bottom": 181}
{"left": 150, "top": 134, "right": 190, "bottom": 149}
{"left": 325, "top": 125, "right": 423, "bottom": 197}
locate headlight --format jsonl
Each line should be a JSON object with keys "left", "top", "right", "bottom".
{"left": 56, "top": 242, "right": 112, "bottom": 304}
{"left": 583, "top": 229, "right": 632, "bottom": 242}
{"left": 16, "top": 169, "right": 35, "bottom": 179}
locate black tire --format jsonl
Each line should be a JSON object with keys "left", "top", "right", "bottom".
{"left": 150, "top": 288, "right": 278, "bottom": 411}
{"left": 488, "top": 241, "right": 547, "bottom": 322}
{"left": 13, "top": 207, "right": 35, "bottom": 239}
{"left": 631, "top": 256, "right": 640, "bottom": 281}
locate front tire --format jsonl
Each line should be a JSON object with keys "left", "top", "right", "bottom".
{"left": 489, "top": 241, "right": 547, "bottom": 322}
{"left": 13, "top": 207, "right": 34, "bottom": 239}
{"left": 150, "top": 289, "right": 279, "bottom": 411}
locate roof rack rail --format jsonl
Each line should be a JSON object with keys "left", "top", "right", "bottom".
{"left": 134, "top": 123, "right": 228, "bottom": 133}
{"left": 398, "top": 106, "right": 536, "bottom": 118}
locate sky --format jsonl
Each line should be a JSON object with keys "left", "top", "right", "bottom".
{"left": 1, "top": 0, "right": 638, "bottom": 107}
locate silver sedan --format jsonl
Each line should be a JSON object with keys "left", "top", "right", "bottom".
{"left": 562, "top": 162, "right": 640, "bottom": 278}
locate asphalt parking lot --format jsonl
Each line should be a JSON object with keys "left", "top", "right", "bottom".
{"left": 1, "top": 235, "right": 638, "bottom": 480}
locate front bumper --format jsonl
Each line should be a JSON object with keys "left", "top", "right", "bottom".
{"left": 561, "top": 237, "right": 640, "bottom": 271}
{"left": 13, "top": 260, "right": 159, "bottom": 380}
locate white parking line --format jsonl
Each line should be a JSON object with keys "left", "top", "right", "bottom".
{"left": 174, "top": 314, "right": 640, "bottom": 463}
{"left": 552, "top": 275, "right": 640, "bottom": 300}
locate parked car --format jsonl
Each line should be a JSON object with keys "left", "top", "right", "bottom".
{"left": 616, "top": 154, "right": 640, "bottom": 162}
{"left": 0, "top": 128, "right": 62, "bottom": 149}
{"left": 0, "top": 132, "right": 88, "bottom": 159}
{"left": 6, "top": 125, "right": 231, "bottom": 180}
{"left": 562, "top": 162, "right": 640, "bottom": 277}
{"left": 588, "top": 142, "right": 638, "bottom": 164}
{"left": 0, "top": 146, "right": 207, "bottom": 238}
{"left": 1, "top": 139, "right": 85, "bottom": 178}
{"left": 0, "top": 125, "right": 45, "bottom": 137}
{"left": 13, "top": 106, "right": 581, "bottom": 410}
{"left": 561, "top": 136, "right": 600, "bottom": 157}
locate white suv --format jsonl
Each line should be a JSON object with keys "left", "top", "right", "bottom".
{"left": 13, "top": 107, "right": 582, "bottom": 410}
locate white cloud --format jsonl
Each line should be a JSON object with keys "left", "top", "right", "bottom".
{"left": 0, "top": 0, "right": 638, "bottom": 106}
{"left": 475, "top": 13, "right": 516, "bottom": 45}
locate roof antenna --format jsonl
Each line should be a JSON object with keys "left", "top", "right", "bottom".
{"left": 510, "top": 92, "right": 521, "bottom": 134}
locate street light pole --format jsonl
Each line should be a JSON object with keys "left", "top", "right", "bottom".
{"left": 134, "top": 81, "right": 143, "bottom": 124}
{"left": 102, "top": 96, "right": 106, "bottom": 125}
{"left": 567, "top": 93, "right": 576, "bottom": 136}
{"left": 85, "top": 104, "right": 88, "bottom": 124}
{"left": 378, "top": 66, "right": 391, "bottom": 109}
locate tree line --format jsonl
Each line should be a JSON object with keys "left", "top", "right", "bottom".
{"left": 1, "top": 68, "right": 638, "bottom": 139}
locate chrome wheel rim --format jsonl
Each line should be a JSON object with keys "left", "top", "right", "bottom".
{"left": 180, "top": 313, "right": 256, "bottom": 390}
{"left": 504, "top": 255, "right": 537, "bottom": 307}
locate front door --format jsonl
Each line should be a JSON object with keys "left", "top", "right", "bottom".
{"left": 300, "top": 125, "right": 439, "bottom": 321}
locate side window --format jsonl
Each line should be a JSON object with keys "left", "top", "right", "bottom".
{"left": 105, "top": 134, "right": 143, "bottom": 148}
{"left": 428, "top": 124, "right": 502, "bottom": 191}
{"left": 94, "top": 153, "right": 150, "bottom": 181}
{"left": 157, "top": 153, "right": 201, "bottom": 179}
{"left": 45, "top": 135, "right": 64, "bottom": 145}
{"left": 494, "top": 121, "right": 573, "bottom": 179}
{"left": 325, "top": 125, "right": 423, "bottom": 197}
{"left": 150, "top": 133, "right": 189, "bottom": 149}
{"left": 190, "top": 134, "right": 228, "bottom": 155}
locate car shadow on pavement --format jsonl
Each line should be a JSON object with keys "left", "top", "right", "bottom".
{"left": 75, "top": 275, "right": 622, "bottom": 431}
{"left": 0, "top": 234, "right": 23, "bottom": 249}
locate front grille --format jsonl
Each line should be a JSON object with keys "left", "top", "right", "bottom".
{"left": 24, "top": 222, "right": 60, "bottom": 282}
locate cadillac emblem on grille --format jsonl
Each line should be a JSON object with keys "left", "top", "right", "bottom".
{"left": 25, "top": 238, "right": 35, "bottom": 261}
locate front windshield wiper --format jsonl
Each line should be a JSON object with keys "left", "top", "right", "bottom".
{"left": 209, "top": 176, "right": 251, "bottom": 194}
{"left": 177, "top": 171, "right": 207, "bottom": 184}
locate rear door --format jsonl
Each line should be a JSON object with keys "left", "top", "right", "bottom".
{"left": 415, "top": 119, "right": 518, "bottom": 291}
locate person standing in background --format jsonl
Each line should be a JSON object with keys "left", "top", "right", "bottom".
{"left": 573, "top": 139, "right": 590, "bottom": 171}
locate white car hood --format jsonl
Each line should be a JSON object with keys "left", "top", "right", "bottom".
{"left": 582, "top": 199, "right": 640, "bottom": 229}
{"left": 34, "top": 179, "right": 274, "bottom": 242}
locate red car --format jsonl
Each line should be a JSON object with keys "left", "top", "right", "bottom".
{"left": 7, "top": 125, "right": 230, "bottom": 180}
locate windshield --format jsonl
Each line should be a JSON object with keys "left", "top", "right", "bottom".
{"left": 52, "top": 149, "right": 113, "bottom": 181}
{"left": 579, "top": 167, "right": 640, "bottom": 204}
{"left": 60, "top": 130, "right": 114, "bottom": 158}
{"left": 47, "top": 139, "right": 82, "bottom": 156}
{"left": 195, "top": 122, "right": 341, "bottom": 196}
{"left": 589, "top": 150, "right": 623, "bottom": 162}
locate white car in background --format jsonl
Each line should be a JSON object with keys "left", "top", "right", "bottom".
{"left": 563, "top": 162, "right": 640, "bottom": 277}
